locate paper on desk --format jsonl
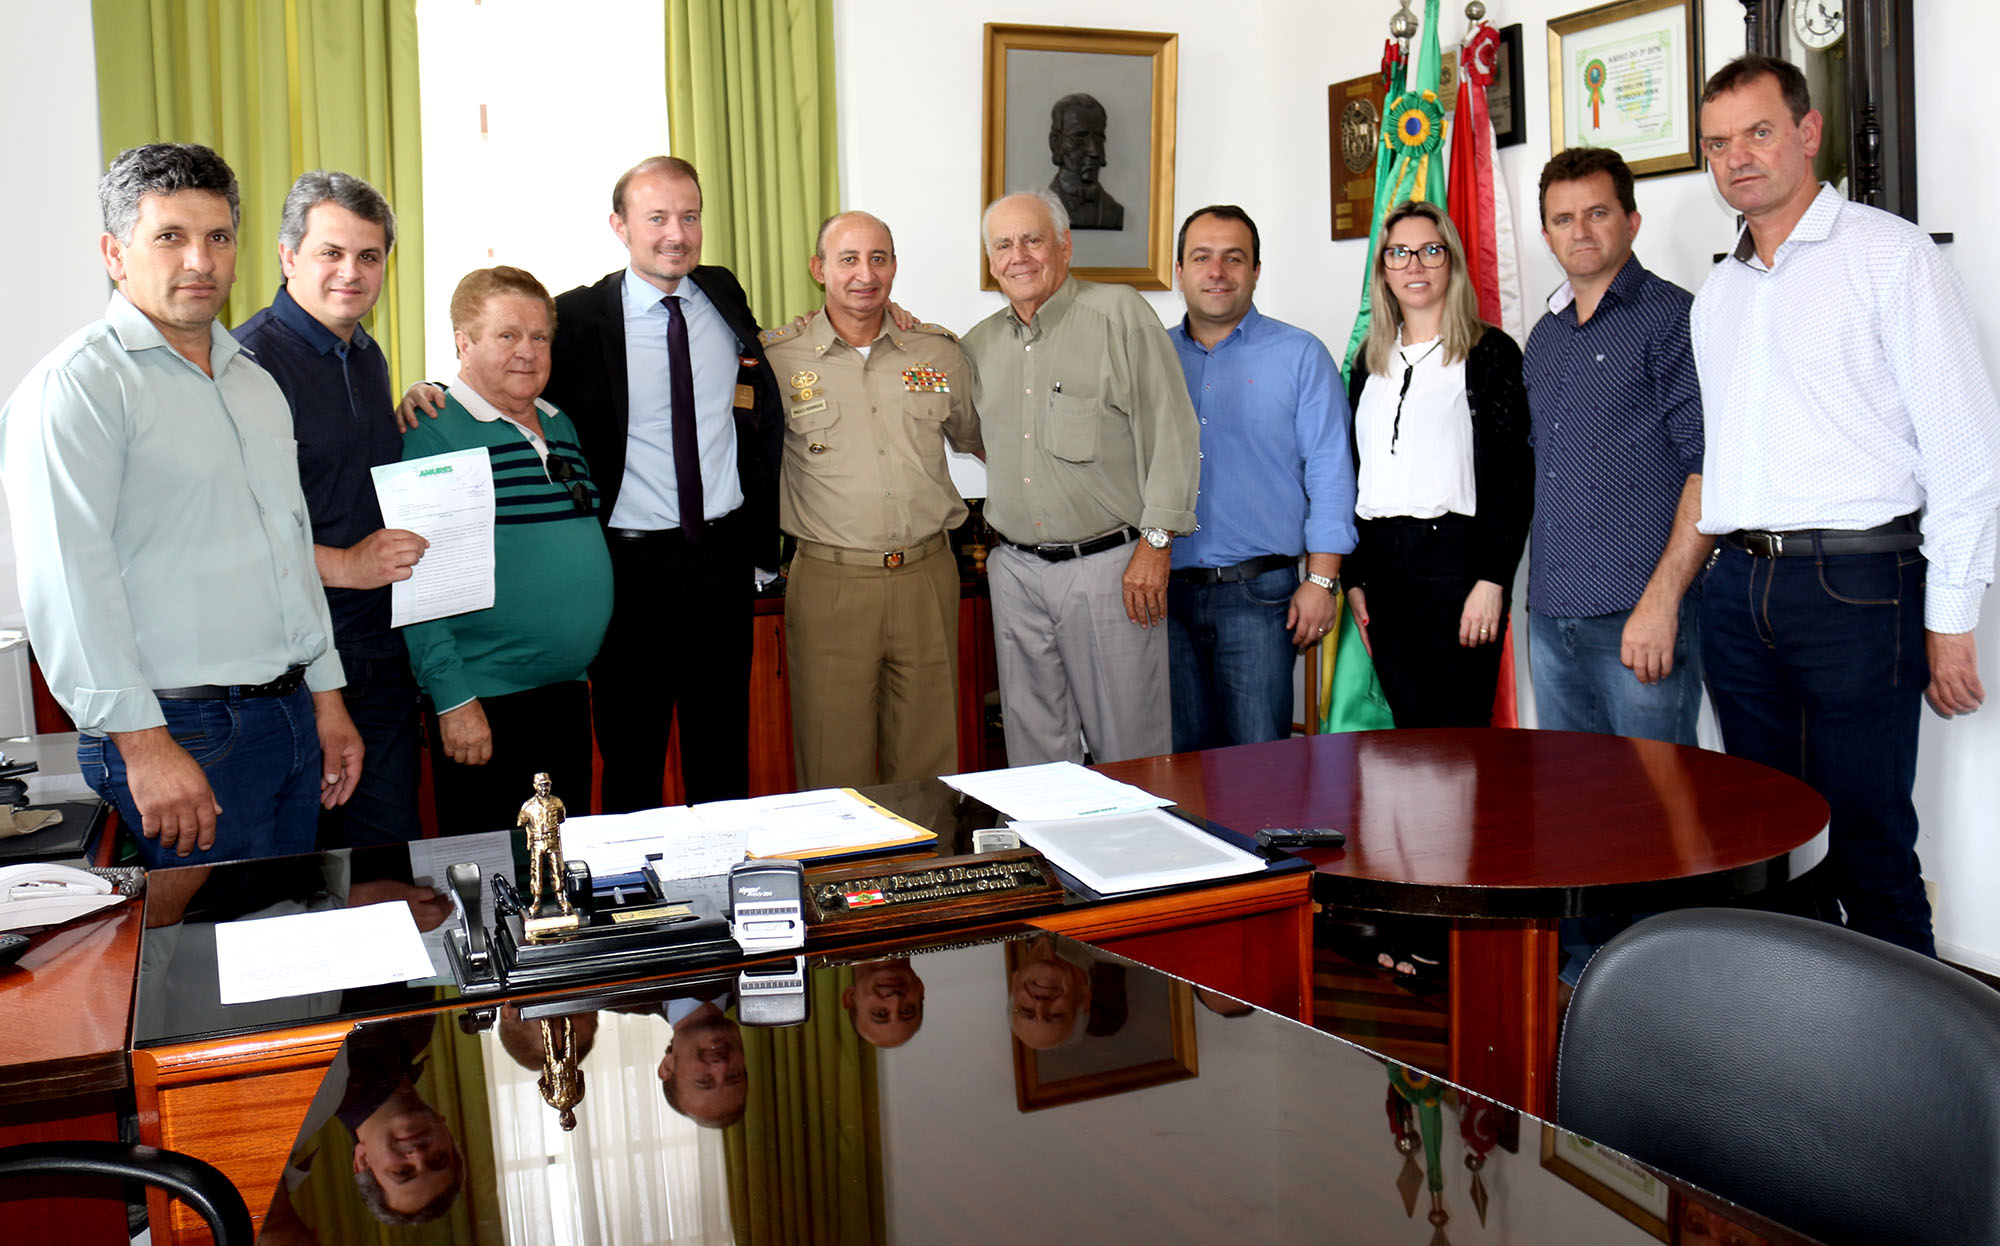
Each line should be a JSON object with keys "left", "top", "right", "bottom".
{"left": 563, "top": 807, "right": 748, "bottom": 881}
{"left": 1011, "top": 807, "right": 1264, "bottom": 895}
{"left": 939, "top": 761, "right": 1173, "bottom": 821}
{"left": 23, "top": 771, "right": 97, "bottom": 804}
{"left": 697, "top": 788, "right": 936, "bottom": 859}
{"left": 371, "top": 448, "right": 496, "bottom": 627}
{"left": 214, "top": 901, "right": 436, "bottom": 1005}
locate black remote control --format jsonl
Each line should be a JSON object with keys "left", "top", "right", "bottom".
{"left": 1254, "top": 827, "right": 1347, "bottom": 850}
{"left": 0, "top": 932, "right": 30, "bottom": 968}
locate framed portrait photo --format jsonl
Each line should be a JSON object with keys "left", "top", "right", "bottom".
{"left": 981, "top": 24, "right": 1178, "bottom": 290}
{"left": 1548, "top": 0, "right": 1704, "bottom": 177}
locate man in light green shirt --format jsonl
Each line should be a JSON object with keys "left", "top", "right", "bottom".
{"left": 963, "top": 190, "right": 1199, "bottom": 765}
{"left": 0, "top": 143, "right": 361, "bottom": 864}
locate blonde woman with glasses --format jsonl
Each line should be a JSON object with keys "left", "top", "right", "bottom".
{"left": 1343, "top": 201, "right": 1533, "bottom": 726}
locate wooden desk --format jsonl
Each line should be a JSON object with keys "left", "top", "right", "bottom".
{"left": 1096, "top": 729, "right": 1831, "bottom": 1115}
{"left": 0, "top": 900, "right": 142, "bottom": 1242}
{"left": 128, "top": 792, "right": 1310, "bottom": 1244}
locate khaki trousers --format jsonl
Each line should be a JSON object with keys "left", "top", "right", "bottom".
{"left": 784, "top": 535, "right": 960, "bottom": 789}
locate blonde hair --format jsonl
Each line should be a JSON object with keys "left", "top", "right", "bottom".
{"left": 1360, "top": 201, "right": 1485, "bottom": 377}
{"left": 449, "top": 266, "right": 556, "bottom": 339}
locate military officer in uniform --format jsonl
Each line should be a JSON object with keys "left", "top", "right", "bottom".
{"left": 760, "top": 212, "right": 982, "bottom": 789}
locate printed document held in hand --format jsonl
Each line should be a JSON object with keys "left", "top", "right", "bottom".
{"left": 1009, "top": 807, "right": 1264, "bottom": 895}
{"left": 371, "top": 448, "right": 496, "bottom": 626}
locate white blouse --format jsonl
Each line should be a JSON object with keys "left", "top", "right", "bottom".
{"left": 1353, "top": 336, "right": 1477, "bottom": 520}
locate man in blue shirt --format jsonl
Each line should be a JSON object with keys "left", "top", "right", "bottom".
{"left": 1166, "top": 206, "right": 1356, "bottom": 749}
{"left": 1522, "top": 148, "right": 1707, "bottom": 746}
{"left": 237, "top": 171, "right": 428, "bottom": 845}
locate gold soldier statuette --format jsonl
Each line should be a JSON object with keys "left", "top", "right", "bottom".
{"left": 519, "top": 772, "right": 581, "bottom": 940}
{"left": 536, "top": 1016, "right": 586, "bottom": 1131}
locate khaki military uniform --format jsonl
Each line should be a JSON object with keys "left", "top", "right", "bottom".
{"left": 762, "top": 314, "right": 982, "bottom": 789}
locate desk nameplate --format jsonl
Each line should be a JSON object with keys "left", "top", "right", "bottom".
{"left": 805, "top": 848, "right": 1064, "bottom": 934}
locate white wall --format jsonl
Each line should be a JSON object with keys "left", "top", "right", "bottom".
{"left": 1, "top": 3, "right": 107, "bottom": 633}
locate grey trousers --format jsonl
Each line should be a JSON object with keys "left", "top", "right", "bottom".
{"left": 988, "top": 541, "right": 1171, "bottom": 766}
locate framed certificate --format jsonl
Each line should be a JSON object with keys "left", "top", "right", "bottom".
{"left": 1548, "top": 0, "right": 1704, "bottom": 177}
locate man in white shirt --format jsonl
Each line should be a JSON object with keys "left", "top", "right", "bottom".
{"left": 1691, "top": 57, "right": 2000, "bottom": 955}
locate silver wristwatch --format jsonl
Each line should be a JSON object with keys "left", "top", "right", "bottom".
{"left": 1140, "top": 527, "right": 1172, "bottom": 550}
{"left": 1304, "top": 572, "right": 1337, "bottom": 591}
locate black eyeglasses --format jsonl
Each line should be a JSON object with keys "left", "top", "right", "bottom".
{"left": 1382, "top": 242, "right": 1450, "bottom": 270}
{"left": 545, "top": 453, "right": 593, "bottom": 515}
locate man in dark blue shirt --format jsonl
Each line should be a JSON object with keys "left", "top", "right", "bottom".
{"left": 1166, "top": 205, "right": 1355, "bottom": 749}
{"left": 236, "top": 170, "right": 428, "bottom": 844}
{"left": 1522, "top": 149, "right": 1708, "bottom": 747}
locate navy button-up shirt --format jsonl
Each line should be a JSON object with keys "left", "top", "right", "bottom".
{"left": 235, "top": 285, "right": 406, "bottom": 659}
{"left": 1523, "top": 257, "right": 1702, "bottom": 618}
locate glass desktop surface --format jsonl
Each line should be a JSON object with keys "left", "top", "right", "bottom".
{"left": 130, "top": 780, "right": 1301, "bottom": 1049}
{"left": 267, "top": 931, "right": 1806, "bottom": 1246}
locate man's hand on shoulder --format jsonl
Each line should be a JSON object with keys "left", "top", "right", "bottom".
{"left": 1122, "top": 541, "right": 1170, "bottom": 628}
{"left": 1925, "top": 630, "right": 1986, "bottom": 718}
{"left": 110, "top": 726, "right": 221, "bottom": 857}
{"left": 316, "top": 529, "right": 429, "bottom": 589}
{"left": 395, "top": 382, "right": 448, "bottom": 433}
{"left": 1620, "top": 593, "right": 1680, "bottom": 685}
{"left": 313, "top": 690, "right": 364, "bottom": 808}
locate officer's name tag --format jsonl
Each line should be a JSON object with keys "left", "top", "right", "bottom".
{"left": 734, "top": 383, "right": 755, "bottom": 410}
{"left": 791, "top": 398, "right": 829, "bottom": 418}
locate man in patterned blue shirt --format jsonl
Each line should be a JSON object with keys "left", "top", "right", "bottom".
{"left": 1166, "top": 205, "right": 1354, "bottom": 749}
{"left": 1522, "top": 148, "right": 1708, "bottom": 746}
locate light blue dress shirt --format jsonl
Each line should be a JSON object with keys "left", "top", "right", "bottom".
{"left": 0, "top": 293, "right": 342, "bottom": 734}
{"left": 612, "top": 267, "right": 744, "bottom": 529}
{"left": 1168, "top": 305, "right": 1357, "bottom": 569}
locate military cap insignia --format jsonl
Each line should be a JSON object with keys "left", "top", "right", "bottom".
{"left": 903, "top": 364, "right": 949, "bottom": 393}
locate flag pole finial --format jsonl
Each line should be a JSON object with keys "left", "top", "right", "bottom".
{"left": 1465, "top": 1, "right": 1487, "bottom": 21}
{"left": 1389, "top": 1, "right": 1418, "bottom": 39}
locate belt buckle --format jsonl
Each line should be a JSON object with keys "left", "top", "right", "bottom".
{"left": 1744, "top": 531, "right": 1784, "bottom": 557}
{"left": 883, "top": 550, "right": 905, "bottom": 569}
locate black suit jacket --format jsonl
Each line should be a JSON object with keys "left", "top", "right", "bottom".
{"left": 545, "top": 266, "right": 784, "bottom": 559}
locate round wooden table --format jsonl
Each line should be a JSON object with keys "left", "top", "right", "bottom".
{"left": 1096, "top": 728, "right": 1831, "bottom": 1114}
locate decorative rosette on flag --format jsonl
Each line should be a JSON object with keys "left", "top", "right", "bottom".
{"left": 1384, "top": 89, "right": 1446, "bottom": 204}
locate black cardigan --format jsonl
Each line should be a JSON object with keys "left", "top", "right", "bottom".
{"left": 1344, "top": 325, "right": 1534, "bottom": 592}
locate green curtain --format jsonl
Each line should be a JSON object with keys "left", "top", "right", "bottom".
{"left": 91, "top": 0, "right": 426, "bottom": 390}
{"left": 725, "top": 969, "right": 884, "bottom": 1245}
{"left": 667, "top": 0, "right": 840, "bottom": 325}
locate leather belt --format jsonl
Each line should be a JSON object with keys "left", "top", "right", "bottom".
{"left": 1724, "top": 513, "right": 1921, "bottom": 559}
{"left": 1171, "top": 553, "right": 1296, "bottom": 585}
{"left": 795, "top": 532, "right": 948, "bottom": 569}
{"left": 1004, "top": 525, "right": 1139, "bottom": 563}
{"left": 156, "top": 666, "right": 308, "bottom": 702}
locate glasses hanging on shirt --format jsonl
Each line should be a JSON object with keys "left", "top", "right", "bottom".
{"left": 1382, "top": 242, "right": 1450, "bottom": 271}
{"left": 544, "top": 453, "right": 593, "bottom": 516}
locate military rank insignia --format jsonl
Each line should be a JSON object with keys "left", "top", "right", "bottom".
{"left": 903, "top": 364, "right": 949, "bottom": 393}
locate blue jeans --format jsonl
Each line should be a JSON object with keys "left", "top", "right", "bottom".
{"left": 1529, "top": 596, "right": 1703, "bottom": 745}
{"left": 79, "top": 685, "right": 323, "bottom": 866}
{"left": 1700, "top": 544, "right": 1933, "bottom": 956}
{"left": 1168, "top": 564, "right": 1299, "bottom": 751}
{"left": 319, "top": 653, "right": 423, "bottom": 848}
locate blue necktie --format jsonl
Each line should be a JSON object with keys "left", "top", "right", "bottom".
{"left": 664, "top": 294, "right": 704, "bottom": 539}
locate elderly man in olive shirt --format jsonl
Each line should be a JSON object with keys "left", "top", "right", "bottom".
{"left": 963, "top": 190, "right": 1200, "bottom": 766}
{"left": 761, "top": 212, "right": 983, "bottom": 789}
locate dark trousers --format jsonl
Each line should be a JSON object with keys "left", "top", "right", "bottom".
{"left": 427, "top": 680, "right": 593, "bottom": 837}
{"left": 593, "top": 510, "right": 752, "bottom": 811}
{"left": 1700, "top": 544, "right": 1934, "bottom": 956}
{"left": 319, "top": 653, "right": 423, "bottom": 848}
{"left": 1355, "top": 515, "right": 1507, "bottom": 728}
{"left": 81, "top": 685, "right": 321, "bottom": 866}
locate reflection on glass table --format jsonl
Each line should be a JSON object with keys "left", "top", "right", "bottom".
{"left": 262, "top": 932, "right": 1809, "bottom": 1245}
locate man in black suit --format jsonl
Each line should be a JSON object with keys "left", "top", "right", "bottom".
{"left": 542, "top": 156, "right": 783, "bottom": 810}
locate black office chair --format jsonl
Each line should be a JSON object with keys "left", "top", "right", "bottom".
{"left": 1556, "top": 908, "right": 2000, "bottom": 1246}
{"left": 0, "top": 1140, "right": 253, "bottom": 1245}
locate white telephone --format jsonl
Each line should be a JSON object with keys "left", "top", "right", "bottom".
{"left": 0, "top": 863, "right": 129, "bottom": 932}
